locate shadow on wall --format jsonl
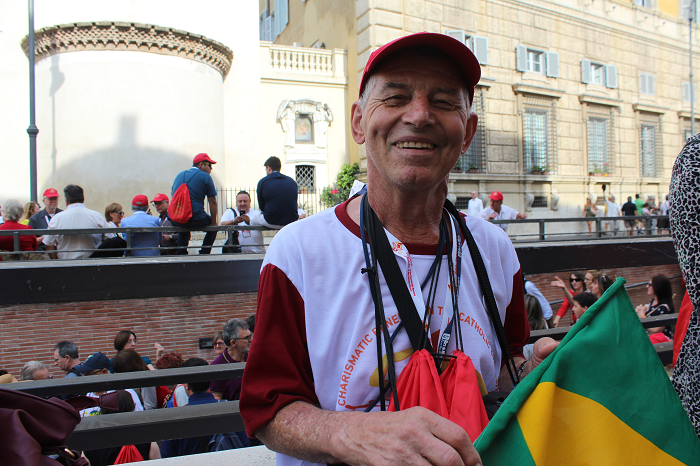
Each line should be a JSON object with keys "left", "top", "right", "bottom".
{"left": 49, "top": 54, "right": 65, "bottom": 178}
{"left": 45, "top": 116, "right": 198, "bottom": 213}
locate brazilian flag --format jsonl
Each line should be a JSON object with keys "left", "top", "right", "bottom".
{"left": 475, "top": 277, "right": 700, "bottom": 465}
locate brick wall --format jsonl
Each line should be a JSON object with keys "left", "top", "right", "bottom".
{"left": 0, "top": 264, "right": 683, "bottom": 379}
{"left": 0, "top": 293, "right": 258, "bottom": 379}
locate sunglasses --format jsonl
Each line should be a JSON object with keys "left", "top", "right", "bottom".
{"left": 570, "top": 278, "right": 583, "bottom": 282}
{"left": 233, "top": 336, "right": 252, "bottom": 342}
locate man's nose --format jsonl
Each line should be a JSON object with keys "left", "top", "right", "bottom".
{"left": 401, "top": 96, "right": 435, "bottom": 129}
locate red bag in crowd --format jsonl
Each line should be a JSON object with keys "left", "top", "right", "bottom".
{"left": 439, "top": 350, "right": 489, "bottom": 441}
{"left": 155, "top": 385, "right": 171, "bottom": 409}
{"left": 113, "top": 445, "right": 144, "bottom": 464}
{"left": 168, "top": 173, "right": 193, "bottom": 223}
{"left": 388, "top": 349, "right": 489, "bottom": 441}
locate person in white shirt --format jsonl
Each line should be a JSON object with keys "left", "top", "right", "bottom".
{"left": 658, "top": 194, "right": 670, "bottom": 234}
{"left": 43, "top": 184, "right": 107, "bottom": 259}
{"left": 220, "top": 190, "right": 265, "bottom": 254}
{"left": 523, "top": 278, "right": 553, "bottom": 326}
{"left": 466, "top": 190, "right": 483, "bottom": 216}
{"left": 478, "top": 191, "right": 526, "bottom": 233}
{"left": 604, "top": 195, "right": 622, "bottom": 236}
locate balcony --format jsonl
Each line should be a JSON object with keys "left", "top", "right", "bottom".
{"left": 260, "top": 42, "right": 347, "bottom": 86}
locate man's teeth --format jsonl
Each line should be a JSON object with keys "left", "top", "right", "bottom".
{"left": 395, "top": 142, "right": 434, "bottom": 149}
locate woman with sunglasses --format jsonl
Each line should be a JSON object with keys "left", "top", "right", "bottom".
{"left": 551, "top": 271, "right": 587, "bottom": 327}
{"left": 104, "top": 203, "right": 124, "bottom": 239}
{"left": 635, "top": 274, "right": 675, "bottom": 340}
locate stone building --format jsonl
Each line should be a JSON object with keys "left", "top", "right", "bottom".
{"left": 0, "top": 0, "right": 348, "bottom": 216}
{"left": 266, "top": 0, "right": 700, "bottom": 225}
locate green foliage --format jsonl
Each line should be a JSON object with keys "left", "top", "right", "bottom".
{"left": 335, "top": 163, "right": 360, "bottom": 190}
{"left": 320, "top": 163, "right": 360, "bottom": 208}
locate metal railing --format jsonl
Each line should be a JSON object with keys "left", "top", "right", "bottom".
{"left": 490, "top": 215, "right": 669, "bottom": 242}
{"left": 0, "top": 224, "right": 271, "bottom": 258}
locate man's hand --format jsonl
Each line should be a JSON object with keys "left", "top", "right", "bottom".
{"left": 516, "top": 213, "right": 527, "bottom": 219}
{"left": 499, "top": 338, "right": 559, "bottom": 390}
{"left": 488, "top": 213, "right": 497, "bottom": 220}
{"left": 334, "top": 407, "right": 482, "bottom": 466}
{"left": 235, "top": 214, "right": 250, "bottom": 225}
{"left": 257, "top": 402, "right": 482, "bottom": 466}
{"left": 46, "top": 244, "right": 58, "bottom": 260}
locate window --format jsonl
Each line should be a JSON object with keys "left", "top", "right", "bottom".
{"left": 591, "top": 64, "right": 604, "bottom": 85}
{"left": 639, "top": 73, "right": 656, "bottom": 96}
{"left": 681, "top": 0, "right": 698, "bottom": 20}
{"left": 445, "top": 31, "right": 488, "bottom": 64}
{"left": 260, "top": 0, "right": 288, "bottom": 42}
{"left": 527, "top": 50, "right": 543, "bottom": 73}
{"left": 587, "top": 106, "right": 615, "bottom": 176}
{"left": 683, "top": 82, "right": 696, "bottom": 103}
{"left": 295, "top": 165, "right": 315, "bottom": 191}
{"left": 581, "top": 60, "right": 617, "bottom": 88}
{"left": 457, "top": 88, "right": 487, "bottom": 173}
{"left": 639, "top": 113, "right": 662, "bottom": 177}
{"left": 295, "top": 114, "right": 314, "bottom": 144}
{"left": 634, "top": 0, "right": 653, "bottom": 8}
{"left": 455, "top": 197, "right": 471, "bottom": 210}
{"left": 516, "top": 46, "right": 559, "bottom": 77}
{"left": 522, "top": 95, "right": 557, "bottom": 174}
{"left": 532, "top": 196, "right": 548, "bottom": 208}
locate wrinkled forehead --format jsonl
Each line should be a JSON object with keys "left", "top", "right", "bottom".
{"left": 237, "top": 194, "right": 251, "bottom": 202}
{"left": 367, "top": 47, "right": 472, "bottom": 102}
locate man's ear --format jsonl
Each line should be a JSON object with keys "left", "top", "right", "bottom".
{"left": 461, "top": 112, "right": 478, "bottom": 155}
{"left": 100, "top": 369, "right": 109, "bottom": 375}
{"left": 351, "top": 101, "right": 365, "bottom": 145}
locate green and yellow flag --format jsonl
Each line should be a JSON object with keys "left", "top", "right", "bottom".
{"left": 475, "top": 277, "right": 700, "bottom": 465}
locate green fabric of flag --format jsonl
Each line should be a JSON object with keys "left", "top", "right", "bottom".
{"left": 474, "top": 277, "right": 700, "bottom": 465}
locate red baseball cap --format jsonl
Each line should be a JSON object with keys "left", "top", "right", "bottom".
{"left": 489, "top": 191, "right": 504, "bottom": 202}
{"left": 43, "top": 188, "right": 59, "bottom": 198}
{"left": 152, "top": 193, "right": 169, "bottom": 203}
{"left": 359, "top": 32, "right": 481, "bottom": 100}
{"left": 193, "top": 153, "right": 217, "bottom": 165}
{"left": 132, "top": 195, "right": 149, "bottom": 207}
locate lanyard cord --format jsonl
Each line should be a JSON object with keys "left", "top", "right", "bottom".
{"left": 360, "top": 195, "right": 400, "bottom": 410}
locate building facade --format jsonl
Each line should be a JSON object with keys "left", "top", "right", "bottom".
{"left": 268, "top": 0, "right": 700, "bottom": 230}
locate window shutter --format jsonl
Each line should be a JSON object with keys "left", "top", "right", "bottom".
{"left": 272, "top": 10, "right": 279, "bottom": 41}
{"left": 648, "top": 75, "right": 655, "bottom": 95}
{"left": 280, "top": 0, "right": 289, "bottom": 30}
{"left": 633, "top": 0, "right": 643, "bottom": 5}
{"left": 264, "top": 16, "right": 272, "bottom": 41}
{"left": 516, "top": 45, "right": 527, "bottom": 72}
{"left": 581, "top": 59, "right": 591, "bottom": 84}
{"left": 546, "top": 51, "right": 559, "bottom": 78}
{"left": 605, "top": 64, "right": 617, "bottom": 88}
{"left": 683, "top": 82, "right": 691, "bottom": 102}
{"left": 639, "top": 74, "right": 647, "bottom": 94}
{"left": 472, "top": 36, "right": 489, "bottom": 65}
{"left": 259, "top": 11, "right": 265, "bottom": 40}
{"left": 446, "top": 30, "right": 466, "bottom": 44}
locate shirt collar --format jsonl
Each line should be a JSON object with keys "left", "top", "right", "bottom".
{"left": 66, "top": 203, "right": 85, "bottom": 210}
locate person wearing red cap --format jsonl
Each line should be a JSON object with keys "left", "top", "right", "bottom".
{"left": 241, "top": 33, "right": 555, "bottom": 466}
{"left": 28, "top": 188, "right": 63, "bottom": 251}
{"left": 170, "top": 153, "right": 218, "bottom": 254}
{"left": 152, "top": 194, "right": 178, "bottom": 254}
{"left": 121, "top": 195, "right": 161, "bottom": 257}
{"left": 478, "top": 191, "right": 526, "bottom": 233}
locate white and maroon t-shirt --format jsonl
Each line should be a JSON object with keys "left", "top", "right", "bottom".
{"left": 240, "top": 199, "right": 529, "bottom": 466}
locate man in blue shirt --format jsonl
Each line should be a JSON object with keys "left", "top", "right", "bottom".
{"left": 120, "top": 195, "right": 161, "bottom": 256}
{"left": 160, "top": 358, "right": 249, "bottom": 457}
{"left": 170, "top": 153, "right": 218, "bottom": 254}
{"left": 253, "top": 156, "right": 298, "bottom": 229}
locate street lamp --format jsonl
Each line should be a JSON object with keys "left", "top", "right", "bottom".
{"left": 27, "top": 0, "right": 38, "bottom": 203}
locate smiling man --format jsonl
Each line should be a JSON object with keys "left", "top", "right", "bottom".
{"left": 241, "top": 32, "right": 556, "bottom": 466}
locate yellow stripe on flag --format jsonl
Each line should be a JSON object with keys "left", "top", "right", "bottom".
{"left": 517, "top": 382, "right": 685, "bottom": 466}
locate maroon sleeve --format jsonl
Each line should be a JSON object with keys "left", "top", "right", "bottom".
{"left": 503, "top": 269, "right": 529, "bottom": 363}
{"left": 240, "top": 264, "right": 319, "bottom": 437}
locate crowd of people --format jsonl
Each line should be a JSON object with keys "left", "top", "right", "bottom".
{"left": 0, "top": 155, "right": 306, "bottom": 260}
{"left": 0, "top": 315, "right": 257, "bottom": 462}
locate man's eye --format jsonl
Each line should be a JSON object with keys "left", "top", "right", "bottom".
{"left": 384, "top": 96, "right": 407, "bottom": 105}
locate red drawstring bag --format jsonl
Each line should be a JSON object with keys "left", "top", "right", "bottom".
{"left": 388, "top": 349, "right": 447, "bottom": 417}
{"left": 114, "top": 445, "right": 144, "bottom": 464}
{"left": 439, "top": 350, "right": 489, "bottom": 440}
{"left": 155, "top": 385, "right": 171, "bottom": 409}
{"left": 388, "top": 349, "right": 489, "bottom": 441}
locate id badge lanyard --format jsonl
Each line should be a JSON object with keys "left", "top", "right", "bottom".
{"left": 384, "top": 210, "right": 462, "bottom": 354}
